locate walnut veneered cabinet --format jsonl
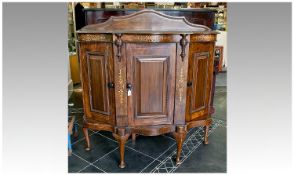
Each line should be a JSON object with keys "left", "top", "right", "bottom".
{"left": 77, "top": 10, "right": 218, "bottom": 168}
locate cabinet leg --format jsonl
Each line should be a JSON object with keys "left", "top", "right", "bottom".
{"left": 132, "top": 133, "right": 136, "bottom": 142}
{"left": 204, "top": 124, "right": 210, "bottom": 145}
{"left": 82, "top": 127, "right": 91, "bottom": 151}
{"left": 113, "top": 133, "right": 130, "bottom": 168}
{"left": 173, "top": 126, "right": 187, "bottom": 165}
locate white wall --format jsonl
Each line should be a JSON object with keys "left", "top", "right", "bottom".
{"left": 216, "top": 31, "right": 227, "bottom": 68}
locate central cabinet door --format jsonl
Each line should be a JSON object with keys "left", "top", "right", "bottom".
{"left": 126, "top": 43, "right": 177, "bottom": 126}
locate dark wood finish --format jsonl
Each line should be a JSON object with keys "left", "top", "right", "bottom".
{"left": 78, "top": 42, "right": 115, "bottom": 125}
{"left": 204, "top": 125, "right": 210, "bottom": 145}
{"left": 113, "top": 132, "right": 130, "bottom": 168}
{"left": 186, "top": 40, "right": 215, "bottom": 122}
{"left": 126, "top": 43, "right": 176, "bottom": 126}
{"left": 186, "top": 117, "right": 212, "bottom": 130}
{"left": 113, "top": 34, "right": 128, "bottom": 127}
{"left": 79, "top": 8, "right": 219, "bottom": 114}
{"left": 130, "top": 125, "right": 175, "bottom": 136}
{"left": 83, "top": 117, "right": 114, "bottom": 132}
{"left": 79, "top": 8, "right": 218, "bottom": 117}
{"left": 173, "top": 38, "right": 190, "bottom": 126}
{"left": 173, "top": 125, "right": 187, "bottom": 165}
{"left": 77, "top": 10, "right": 217, "bottom": 168}
{"left": 180, "top": 34, "right": 189, "bottom": 61}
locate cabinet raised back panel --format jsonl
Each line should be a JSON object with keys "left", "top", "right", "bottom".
{"left": 126, "top": 43, "right": 176, "bottom": 126}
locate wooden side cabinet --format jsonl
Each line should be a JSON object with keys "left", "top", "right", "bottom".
{"left": 76, "top": 7, "right": 219, "bottom": 115}
{"left": 77, "top": 10, "right": 218, "bottom": 168}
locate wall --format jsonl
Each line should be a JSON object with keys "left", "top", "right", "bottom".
{"left": 216, "top": 30, "right": 227, "bottom": 69}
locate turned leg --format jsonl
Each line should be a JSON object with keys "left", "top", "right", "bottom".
{"left": 204, "top": 124, "right": 210, "bottom": 145}
{"left": 173, "top": 125, "right": 187, "bottom": 165}
{"left": 82, "top": 127, "right": 91, "bottom": 151}
{"left": 113, "top": 132, "right": 130, "bottom": 168}
{"left": 132, "top": 133, "right": 136, "bottom": 142}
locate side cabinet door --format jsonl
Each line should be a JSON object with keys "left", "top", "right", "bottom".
{"left": 79, "top": 42, "right": 115, "bottom": 124}
{"left": 186, "top": 42, "right": 215, "bottom": 121}
{"left": 126, "top": 43, "right": 176, "bottom": 126}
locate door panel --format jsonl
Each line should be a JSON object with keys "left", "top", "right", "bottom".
{"left": 186, "top": 42, "right": 214, "bottom": 121}
{"left": 87, "top": 52, "right": 110, "bottom": 115}
{"left": 191, "top": 52, "right": 209, "bottom": 112}
{"left": 126, "top": 43, "right": 176, "bottom": 126}
{"left": 79, "top": 42, "right": 115, "bottom": 124}
{"left": 135, "top": 56, "right": 168, "bottom": 116}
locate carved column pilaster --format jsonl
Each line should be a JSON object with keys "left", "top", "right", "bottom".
{"left": 180, "top": 34, "right": 188, "bottom": 61}
{"left": 114, "top": 33, "right": 122, "bottom": 62}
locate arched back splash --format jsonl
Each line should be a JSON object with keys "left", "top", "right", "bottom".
{"left": 78, "top": 9, "right": 213, "bottom": 34}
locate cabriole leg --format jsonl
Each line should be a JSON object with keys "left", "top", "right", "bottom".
{"left": 204, "top": 124, "right": 210, "bottom": 145}
{"left": 132, "top": 133, "right": 136, "bottom": 142}
{"left": 113, "top": 129, "right": 130, "bottom": 169}
{"left": 173, "top": 125, "right": 187, "bottom": 165}
{"left": 204, "top": 119, "right": 212, "bottom": 145}
{"left": 82, "top": 127, "right": 91, "bottom": 151}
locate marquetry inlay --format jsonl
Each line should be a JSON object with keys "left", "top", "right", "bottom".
{"left": 78, "top": 34, "right": 112, "bottom": 42}
{"left": 190, "top": 34, "right": 216, "bottom": 42}
{"left": 177, "top": 67, "right": 185, "bottom": 102}
{"left": 117, "top": 68, "right": 124, "bottom": 104}
{"left": 121, "top": 34, "right": 180, "bottom": 43}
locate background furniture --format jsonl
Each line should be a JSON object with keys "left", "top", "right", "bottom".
{"left": 82, "top": 8, "right": 216, "bottom": 29}
{"left": 215, "top": 46, "right": 224, "bottom": 72}
{"left": 77, "top": 10, "right": 217, "bottom": 168}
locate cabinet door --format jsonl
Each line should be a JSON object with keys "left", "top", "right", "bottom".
{"left": 126, "top": 43, "right": 176, "bottom": 126}
{"left": 79, "top": 42, "right": 115, "bottom": 124}
{"left": 186, "top": 42, "right": 215, "bottom": 121}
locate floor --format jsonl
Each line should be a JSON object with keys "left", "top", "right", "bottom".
{"left": 68, "top": 72, "right": 226, "bottom": 173}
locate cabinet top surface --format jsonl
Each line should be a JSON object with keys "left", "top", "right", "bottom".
{"left": 77, "top": 9, "right": 217, "bottom": 34}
